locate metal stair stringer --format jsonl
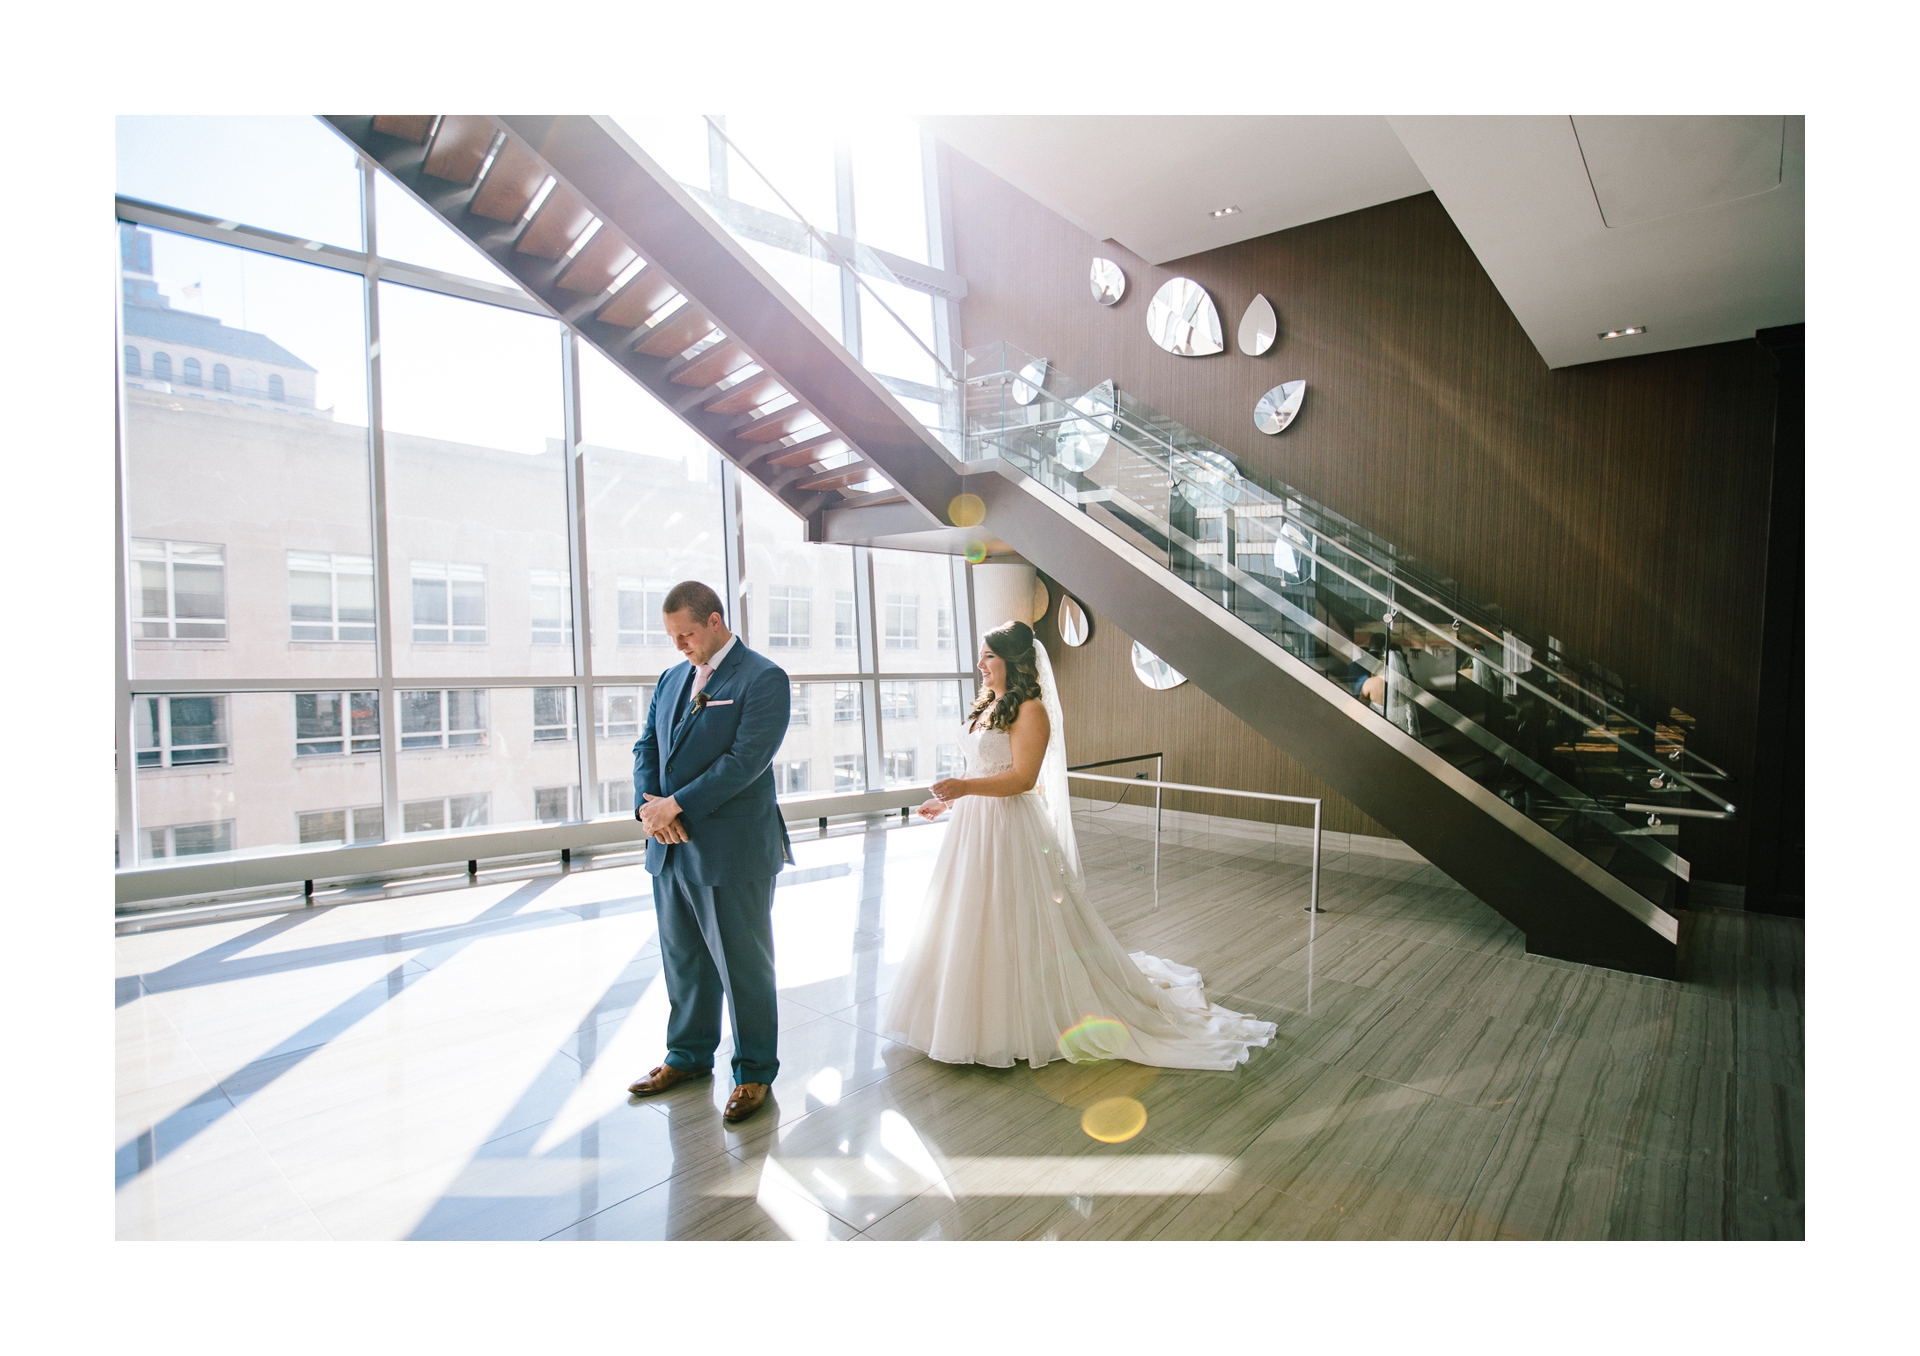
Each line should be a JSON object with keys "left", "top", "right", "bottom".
{"left": 322, "top": 114, "right": 966, "bottom": 536}
{"left": 967, "top": 459, "right": 1681, "bottom": 979}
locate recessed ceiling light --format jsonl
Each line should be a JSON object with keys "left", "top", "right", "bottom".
{"left": 1210, "top": 205, "right": 1241, "bottom": 218}
{"left": 1598, "top": 326, "right": 1648, "bottom": 340}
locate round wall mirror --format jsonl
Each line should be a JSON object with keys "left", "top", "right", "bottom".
{"left": 1239, "top": 294, "right": 1278, "bottom": 355}
{"left": 1057, "top": 594, "right": 1091, "bottom": 647}
{"left": 1030, "top": 574, "right": 1052, "bottom": 624}
{"left": 1146, "top": 278, "right": 1224, "bottom": 356}
{"left": 1254, "top": 380, "right": 1307, "bottom": 435}
{"left": 1090, "top": 258, "right": 1127, "bottom": 305}
{"left": 1055, "top": 380, "right": 1116, "bottom": 471}
{"left": 1011, "top": 356, "right": 1049, "bottom": 405}
{"left": 1131, "top": 641, "right": 1187, "bottom": 690}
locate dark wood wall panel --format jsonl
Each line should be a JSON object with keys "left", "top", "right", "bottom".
{"left": 948, "top": 147, "right": 1779, "bottom": 866}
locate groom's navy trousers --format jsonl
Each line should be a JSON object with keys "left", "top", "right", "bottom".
{"left": 635, "top": 642, "right": 794, "bottom": 1087}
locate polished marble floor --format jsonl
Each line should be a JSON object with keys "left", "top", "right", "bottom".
{"left": 115, "top": 806, "right": 1804, "bottom": 1240}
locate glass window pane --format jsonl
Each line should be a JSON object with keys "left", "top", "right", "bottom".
{"left": 372, "top": 168, "right": 520, "bottom": 287}
{"left": 720, "top": 114, "right": 839, "bottom": 231}
{"left": 739, "top": 474, "right": 860, "bottom": 674}
{"left": 879, "top": 681, "right": 965, "bottom": 790}
{"left": 849, "top": 118, "right": 929, "bottom": 265}
{"left": 377, "top": 283, "right": 572, "bottom": 679}
{"left": 772, "top": 682, "right": 866, "bottom": 800}
{"left": 117, "top": 116, "right": 364, "bottom": 250}
{"left": 122, "top": 226, "right": 374, "bottom": 682}
{"left": 577, "top": 341, "right": 726, "bottom": 677}
{"left": 396, "top": 688, "right": 577, "bottom": 836}
{"left": 859, "top": 280, "right": 938, "bottom": 387}
{"left": 133, "top": 691, "right": 382, "bottom": 858}
{"left": 606, "top": 113, "right": 712, "bottom": 194}
{"left": 872, "top": 548, "right": 958, "bottom": 673}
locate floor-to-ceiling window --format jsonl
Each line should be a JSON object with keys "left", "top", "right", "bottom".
{"left": 116, "top": 115, "right": 975, "bottom": 871}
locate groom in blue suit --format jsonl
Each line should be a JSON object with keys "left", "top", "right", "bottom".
{"left": 626, "top": 580, "right": 793, "bottom": 1123}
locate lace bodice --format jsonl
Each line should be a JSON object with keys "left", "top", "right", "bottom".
{"left": 959, "top": 722, "right": 1015, "bottom": 777}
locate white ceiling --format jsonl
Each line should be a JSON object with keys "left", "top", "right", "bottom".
{"left": 920, "top": 115, "right": 1430, "bottom": 266}
{"left": 924, "top": 114, "right": 1804, "bottom": 370}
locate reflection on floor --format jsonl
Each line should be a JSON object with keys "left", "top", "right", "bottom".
{"left": 115, "top": 806, "right": 1805, "bottom": 1240}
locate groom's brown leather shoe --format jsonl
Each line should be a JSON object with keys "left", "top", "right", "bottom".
{"left": 723, "top": 1082, "right": 770, "bottom": 1123}
{"left": 628, "top": 1063, "right": 711, "bottom": 1096}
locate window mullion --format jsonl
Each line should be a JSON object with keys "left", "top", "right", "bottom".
{"left": 562, "top": 332, "right": 596, "bottom": 817}
{"left": 360, "top": 158, "right": 403, "bottom": 842}
{"left": 853, "top": 545, "right": 883, "bottom": 792}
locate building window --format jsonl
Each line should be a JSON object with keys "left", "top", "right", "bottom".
{"left": 212, "top": 363, "right": 231, "bottom": 392}
{"left": 880, "top": 681, "right": 917, "bottom": 720}
{"left": 534, "top": 785, "right": 580, "bottom": 823}
{"left": 182, "top": 357, "right": 203, "bottom": 387}
{"left": 297, "top": 806, "right": 384, "bottom": 846}
{"left": 936, "top": 604, "right": 952, "bottom": 650}
{"left": 268, "top": 374, "right": 286, "bottom": 401}
{"left": 776, "top": 760, "right": 810, "bottom": 794}
{"left": 788, "top": 683, "right": 810, "bottom": 726}
{"left": 884, "top": 593, "right": 919, "bottom": 649}
{"left": 597, "top": 779, "right": 634, "bottom": 817}
{"left": 402, "top": 793, "right": 490, "bottom": 834}
{"left": 533, "top": 687, "right": 574, "bottom": 742}
{"left": 288, "top": 551, "right": 375, "bottom": 642}
{"left": 767, "top": 584, "right": 811, "bottom": 648}
{"left": 936, "top": 744, "right": 962, "bottom": 777}
{"left": 835, "top": 589, "right": 855, "bottom": 649}
{"left": 133, "top": 539, "right": 227, "bottom": 640}
{"left": 142, "top": 819, "right": 235, "bottom": 860}
{"left": 399, "top": 689, "right": 488, "bottom": 750}
{"left": 937, "top": 682, "right": 962, "bottom": 719}
{"left": 412, "top": 561, "right": 487, "bottom": 644}
{"left": 833, "top": 754, "right": 865, "bottom": 792}
{"left": 617, "top": 576, "right": 669, "bottom": 647}
{"left": 294, "top": 692, "right": 381, "bottom": 756}
{"left": 530, "top": 569, "right": 572, "bottom": 646}
{"left": 595, "top": 685, "right": 649, "bottom": 739}
{"left": 884, "top": 749, "right": 917, "bottom": 783}
{"left": 134, "top": 695, "right": 229, "bottom": 768}
{"left": 152, "top": 351, "right": 172, "bottom": 382}
{"left": 833, "top": 682, "right": 862, "bottom": 723}
{"left": 124, "top": 345, "right": 140, "bottom": 376}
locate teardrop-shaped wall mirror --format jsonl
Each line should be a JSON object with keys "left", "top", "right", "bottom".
{"left": 1057, "top": 594, "right": 1091, "bottom": 647}
{"left": 1030, "top": 574, "right": 1052, "bottom": 625}
{"left": 1254, "top": 380, "right": 1307, "bottom": 435}
{"left": 1011, "top": 356, "right": 1049, "bottom": 405}
{"left": 1090, "top": 258, "right": 1127, "bottom": 305}
{"left": 1131, "top": 641, "right": 1188, "bottom": 690}
{"left": 1055, "top": 380, "right": 1116, "bottom": 471}
{"left": 1145, "top": 278, "right": 1224, "bottom": 356}
{"left": 1239, "top": 294, "right": 1278, "bottom": 355}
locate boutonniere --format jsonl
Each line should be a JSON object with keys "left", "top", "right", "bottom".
{"left": 692, "top": 690, "right": 712, "bottom": 713}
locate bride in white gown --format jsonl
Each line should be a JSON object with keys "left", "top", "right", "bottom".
{"left": 879, "top": 619, "right": 1277, "bottom": 1071}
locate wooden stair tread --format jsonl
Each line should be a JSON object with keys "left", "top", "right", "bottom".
{"left": 668, "top": 342, "right": 754, "bottom": 387}
{"left": 372, "top": 115, "right": 435, "bottom": 143}
{"left": 557, "top": 229, "right": 637, "bottom": 295}
{"left": 736, "top": 406, "right": 825, "bottom": 443}
{"left": 422, "top": 116, "right": 496, "bottom": 185}
{"left": 635, "top": 307, "right": 719, "bottom": 358}
{"left": 469, "top": 139, "right": 547, "bottom": 222}
{"left": 516, "top": 187, "right": 594, "bottom": 260}
{"left": 705, "top": 376, "right": 789, "bottom": 415}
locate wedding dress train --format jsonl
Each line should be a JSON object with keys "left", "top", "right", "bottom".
{"left": 878, "top": 722, "right": 1277, "bottom": 1071}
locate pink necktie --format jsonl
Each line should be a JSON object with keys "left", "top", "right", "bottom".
{"left": 689, "top": 663, "right": 714, "bottom": 703}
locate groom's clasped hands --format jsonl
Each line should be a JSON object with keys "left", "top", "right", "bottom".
{"left": 639, "top": 792, "right": 689, "bottom": 844}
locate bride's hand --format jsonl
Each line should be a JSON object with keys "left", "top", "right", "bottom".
{"left": 929, "top": 778, "right": 965, "bottom": 802}
{"left": 915, "top": 797, "right": 946, "bottom": 821}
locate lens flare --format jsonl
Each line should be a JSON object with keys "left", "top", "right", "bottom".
{"left": 1081, "top": 1096, "right": 1148, "bottom": 1143}
{"left": 947, "top": 493, "right": 986, "bottom": 527}
{"left": 1057, "top": 1014, "right": 1129, "bottom": 1063}
{"left": 963, "top": 540, "right": 988, "bottom": 564}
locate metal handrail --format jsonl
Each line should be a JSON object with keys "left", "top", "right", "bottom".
{"left": 1069, "top": 770, "right": 1324, "bottom": 923}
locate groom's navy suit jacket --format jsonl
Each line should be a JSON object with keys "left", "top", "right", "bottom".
{"left": 634, "top": 641, "right": 794, "bottom": 885}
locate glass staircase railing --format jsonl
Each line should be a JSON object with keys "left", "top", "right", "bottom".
{"left": 964, "top": 342, "right": 1733, "bottom": 907}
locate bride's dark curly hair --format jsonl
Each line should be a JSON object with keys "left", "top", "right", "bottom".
{"left": 968, "top": 619, "right": 1043, "bottom": 733}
